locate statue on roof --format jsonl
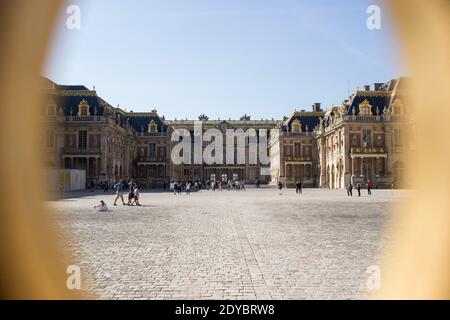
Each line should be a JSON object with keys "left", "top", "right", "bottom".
{"left": 240, "top": 114, "right": 251, "bottom": 121}
{"left": 198, "top": 114, "right": 209, "bottom": 121}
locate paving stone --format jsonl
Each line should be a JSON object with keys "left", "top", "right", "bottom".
{"left": 47, "top": 188, "right": 407, "bottom": 299}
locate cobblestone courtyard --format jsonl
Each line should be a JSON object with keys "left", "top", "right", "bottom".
{"left": 47, "top": 188, "right": 407, "bottom": 300}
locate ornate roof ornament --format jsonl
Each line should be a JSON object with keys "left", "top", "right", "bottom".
{"left": 358, "top": 99, "right": 372, "bottom": 116}
{"left": 292, "top": 119, "right": 302, "bottom": 132}
{"left": 77, "top": 99, "right": 91, "bottom": 116}
{"left": 148, "top": 119, "right": 158, "bottom": 133}
{"left": 198, "top": 114, "right": 209, "bottom": 121}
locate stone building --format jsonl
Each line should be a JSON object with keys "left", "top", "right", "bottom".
{"left": 43, "top": 77, "right": 411, "bottom": 189}
{"left": 314, "top": 78, "right": 413, "bottom": 189}
{"left": 167, "top": 118, "right": 280, "bottom": 184}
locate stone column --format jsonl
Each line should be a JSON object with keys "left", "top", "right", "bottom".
{"left": 360, "top": 157, "right": 364, "bottom": 177}
{"left": 385, "top": 126, "right": 393, "bottom": 175}
{"left": 351, "top": 157, "right": 354, "bottom": 178}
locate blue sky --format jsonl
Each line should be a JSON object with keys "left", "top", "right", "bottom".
{"left": 45, "top": 0, "right": 405, "bottom": 120}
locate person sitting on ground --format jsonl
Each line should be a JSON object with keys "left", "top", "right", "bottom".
{"left": 94, "top": 200, "right": 108, "bottom": 212}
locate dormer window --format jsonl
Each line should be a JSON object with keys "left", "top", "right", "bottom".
{"left": 292, "top": 119, "right": 301, "bottom": 133}
{"left": 77, "top": 99, "right": 91, "bottom": 116}
{"left": 148, "top": 120, "right": 158, "bottom": 133}
{"left": 359, "top": 99, "right": 372, "bottom": 116}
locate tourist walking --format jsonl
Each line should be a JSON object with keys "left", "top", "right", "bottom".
{"left": 127, "top": 180, "right": 135, "bottom": 205}
{"left": 278, "top": 180, "right": 283, "bottom": 195}
{"left": 133, "top": 184, "right": 141, "bottom": 206}
{"left": 256, "top": 179, "right": 260, "bottom": 189}
{"left": 347, "top": 181, "right": 353, "bottom": 196}
{"left": 295, "top": 180, "right": 302, "bottom": 194}
{"left": 241, "top": 181, "right": 245, "bottom": 191}
{"left": 113, "top": 179, "right": 126, "bottom": 206}
{"left": 357, "top": 183, "right": 361, "bottom": 197}
{"left": 103, "top": 181, "right": 109, "bottom": 193}
{"left": 367, "top": 179, "right": 372, "bottom": 195}
{"left": 186, "top": 182, "right": 191, "bottom": 195}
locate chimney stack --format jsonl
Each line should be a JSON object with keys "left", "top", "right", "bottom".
{"left": 313, "top": 102, "right": 322, "bottom": 112}
{"left": 374, "top": 83, "right": 384, "bottom": 91}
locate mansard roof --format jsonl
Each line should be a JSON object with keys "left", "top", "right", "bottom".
{"left": 127, "top": 113, "right": 168, "bottom": 133}
{"left": 345, "top": 78, "right": 411, "bottom": 116}
{"left": 283, "top": 111, "right": 324, "bottom": 132}
{"left": 347, "top": 92, "right": 390, "bottom": 116}
{"left": 47, "top": 93, "right": 108, "bottom": 117}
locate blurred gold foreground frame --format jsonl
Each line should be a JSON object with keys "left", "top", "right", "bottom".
{"left": 0, "top": 0, "right": 448, "bottom": 299}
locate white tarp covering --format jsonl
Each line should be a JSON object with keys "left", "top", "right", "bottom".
{"left": 47, "top": 169, "right": 86, "bottom": 192}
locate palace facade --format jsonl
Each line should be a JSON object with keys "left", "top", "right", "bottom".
{"left": 43, "top": 77, "right": 412, "bottom": 188}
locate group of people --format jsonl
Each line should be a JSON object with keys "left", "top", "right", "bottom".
{"left": 209, "top": 180, "right": 246, "bottom": 191}
{"left": 113, "top": 179, "right": 141, "bottom": 206}
{"left": 277, "top": 180, "right": 303, "bottom": 195}
{"left": 94, "top": 179, "right": 141, "bottom": 212}
{"left": 346, "top": 179, "right": 373, "bottom": 197}
{"left": 169, "top": 181, "right": 196, "bottom": 195}
{"left": 95, "top": 179, "right": 142, "bottom": 211}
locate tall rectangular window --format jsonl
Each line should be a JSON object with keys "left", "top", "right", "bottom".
{"left": 294, "top": 143, "right": 301, "bottom": 157}
{"left": 284, "top": 145, "right": 292, "bottom": 156}
{"left": 46, "top": 130, "right": 54, "bottom": 148}
{"left": 148, "top": 143, "right": 157, "bottom": 158}
{"left": 78, "top": 130, "right": 87, "bottom": 149}
{"left": 362, "top": 129, "right": 372, "bottom": 147}
{"left": 394, "top": 129, "right": 403, "bottom": 147}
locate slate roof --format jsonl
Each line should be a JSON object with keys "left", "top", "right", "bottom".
{"left": 127, "top": 114, "right": 168, "bottom": 133}
{"left": 347, "top": 93, "right": 391, "bottom": 115}
{"left": 47, "top": 93, "right": 107, "bottom": 117}
{"left": 283, "top": 112, "right": 324, "bottom": 132}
